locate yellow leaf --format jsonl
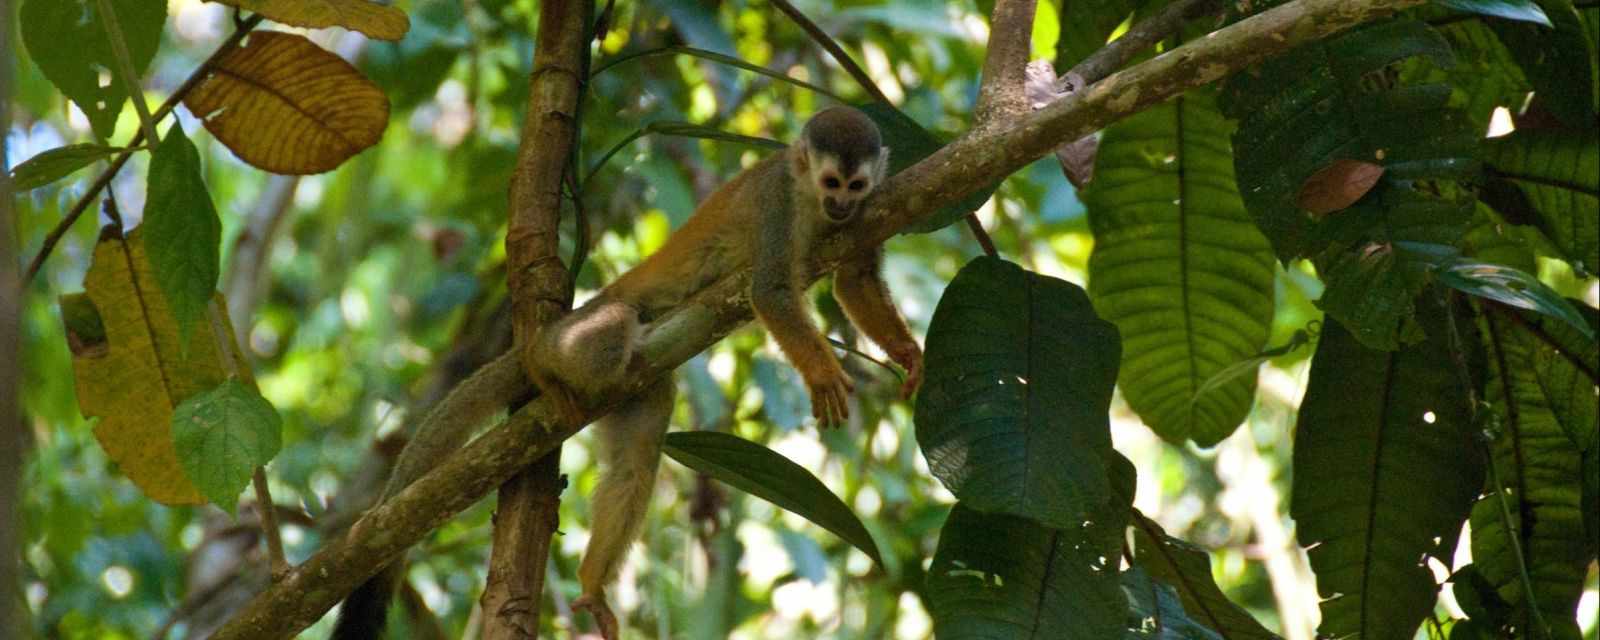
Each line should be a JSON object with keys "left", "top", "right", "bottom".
{"left": 61, "top": 228, "right": 251, "bottom": 506}
{"left": 208, "top": 0, "right": 409, "bottom": 41}
{"left": 185, "top": 31, "right": 390, "bottom": 175}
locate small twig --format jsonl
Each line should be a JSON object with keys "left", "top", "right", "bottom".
{"left": 251, "top": 468, "right": 290, "bottom": 580}
{"left": 826, "top": 337, "right": 904, "bottom": 383}
{"left": 769, "top": 0, "right": 892, "bottom": 105}
{"left": 1065, "top": 0, "right": 1219, "bottom": 90}
{"left": 964, "top": 215, "right": 999, "bottom": 257}
{"left": 24, "top": 14, "right": 264, "bottom": 285}
{"left": 96, "top": 0, "right": 160, "bottom": 146}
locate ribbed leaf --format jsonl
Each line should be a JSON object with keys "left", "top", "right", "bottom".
{"left": 663, "top": 431, "right": 882, "bottom": 564}
{"left": 142, "top": 124, "right": 221, "bottom": 343}
{"left": 173, "top": 380, "right": 282, "bottom": 515}
{"left": 927, "top": 502, "right": 1128, "bottom": 640}
{"left": 1292, "top": 296, "right": 1484, "bottom": 640}
{"left": 1129, "top": 513, "right": 1282, "bottom": 640}
{"left": 1085, "top": 92, "right": 1275, "bottom": 446}
{"left": 1470, "top": 304, "right": 1590, "bottom": 639}
{"left": 1481, "top": 128, "right": 1600, "bottom": 276}
{"left": 209, "top": 0, "right": 410, "bottom": 41}
{"left": 914, "top": 257, "right": 1123, "bottom": 529}
{"left": 184, "top": 31, "right": 389, "bottom": 175}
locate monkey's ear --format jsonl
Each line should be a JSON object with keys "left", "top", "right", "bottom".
{"left": 875, "top": 147, "right": 891, "bottom": 179}
{"left": 790, "top": 138, "right": 811, "bottom": 176}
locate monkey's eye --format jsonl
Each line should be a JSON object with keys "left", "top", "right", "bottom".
{"left": 848, "top": 179, "right": 866, "bottom": 191}
{"left": 823, "top": 176, "right": 841, "bottom": 189}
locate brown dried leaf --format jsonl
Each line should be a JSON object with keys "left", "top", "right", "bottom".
{"left": 208, "top": 0, "right": 409, "bottom": 41}
{"left": 185, "top": 31, "right": 389, "bottom": 175}
{"left": 1296, "top": 159, "right": 1386, "bottom": 216}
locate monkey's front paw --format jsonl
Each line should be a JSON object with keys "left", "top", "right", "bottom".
{"left": 806, "top": 366, "right": 855, "bottom": 427}
{"left": 574, "top": 594, "right": 620, "bottom": 640}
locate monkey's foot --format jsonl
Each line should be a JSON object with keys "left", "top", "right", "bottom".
{"left": 574, "top": 594, "right": 619, "bottom": 640}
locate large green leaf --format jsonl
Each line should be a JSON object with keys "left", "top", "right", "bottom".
{"left": 1481, "top": 128, "right": 1600, "bottom": 276}
{"left": 663, "top": 431, "right": 882, "bottom": 564}
{"left": 1221, "top": 18, "right": 1477, "bottom": 261}
{"left": 1488, "top": 0, "right": 1598, "bottom": 129}
{"left": 855, "top": 102, "right": 997, "bottom": 234}
{"left": 926, "top": 502, "right": 1128, "bottom": 640}
{"left": 1128, "top": 513, "right": 1282, "bottom": 640}
{"left": 142, "top": 123, "right": 222, "bottom": 343}
{"left": 1085, "top": 92, "right": 1275, "bottom": 446}
{"left": 914, "top": 257, "right": 1123, "bottom": 529}
{"left": 1292, "top": 297, "right": 1484, "bottom": 640}
{"left": 19, "top": 0, "right": 167, "bottom": 139}
{"left": 1470, "top": 304, "right": 1590, "bottom": 639}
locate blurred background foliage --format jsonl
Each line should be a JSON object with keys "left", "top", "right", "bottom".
{"left": 8, "top": 0, "right": 1598, "bottom": 639}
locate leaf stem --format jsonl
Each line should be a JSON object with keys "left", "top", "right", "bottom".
{"left": 251, "top": 467, "right": 290, "bottom": 580}
{"left": 95, "top": 0, "right": 160, "bottom": 147}
{"left": 24, "top": 14, "right": 265, "bottom": 285}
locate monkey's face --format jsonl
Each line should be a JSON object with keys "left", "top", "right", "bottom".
{"left": 807, "top": 148, "right": 890, "bottom": 224}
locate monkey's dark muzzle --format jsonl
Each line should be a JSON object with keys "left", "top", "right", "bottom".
{"left": 823, "top": 198, "right": 857, "bottom": 222}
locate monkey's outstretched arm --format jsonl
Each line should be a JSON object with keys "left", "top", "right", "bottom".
{"left": 751, "top": 203, "right": 854, "bottom": 425}
{"left": 833, "top": 247, "right": 922, "bottom": 398}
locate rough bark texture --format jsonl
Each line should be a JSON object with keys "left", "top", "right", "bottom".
{"left": 974, "top": 0, "right": 1038, "bottom": 126}
{"left": 207, "top": 1, "right": 1424, "bottom": 637}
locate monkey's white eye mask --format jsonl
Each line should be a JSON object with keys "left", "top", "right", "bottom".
{"left": 811, "top": 148, "right": 890, "bottom": 223}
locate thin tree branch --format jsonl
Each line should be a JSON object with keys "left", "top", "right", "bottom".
{"left": 1064, "top": 0, "right": 1220, "bottom": 91}
{"left": 251, "top": 469, "right": 289, "bottom": 580}
{"left": 208, "top": 1, "right": 1424, "bottom": 636}
{"left": 23, "top": 14, "right": 265, "bottom": 284}
{"left": 769, "top": 0, "right": 891, "bottom": 105}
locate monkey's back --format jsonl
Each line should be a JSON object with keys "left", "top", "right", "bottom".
{"left": 606, "top": 153, "right": 788, "bottom": 316}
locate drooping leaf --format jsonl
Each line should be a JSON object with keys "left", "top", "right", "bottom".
{"left": 1128, "top": 513, "right": 1282, "bottom": 640}
{"left": 1462, "top": 203, "right": 1542, "bottom": 274}
{"left": 19, "top": 0, "right": 166, "bottom": 139}
{"left": 1481, "top": 128, "right": 1600, "bottom": 276}
{"left": 8, "top": 144, "right": 123, "bottom": 192}
{"left": 663, "top": 431, "right": 882, "bottom": 564}
{"left": 1292, "top": 297, "right": 1484, "bottom": 639}
{"left": 184, "top": 31, "right": 390, "bottom": 175}
{"left": 1470, "top": 304, "right": 1589, "bottom": 640}
{"left": 855, "top": 102, "right": 998, "bottom": 234}
{"left": 142, "top": 123, "right": 221, "bottom": 343}
{"left": 1434, "top": 0, "right": 1552, "bottom": 25}
{"left": 1395, "top": 241, "right": 1596, "bottom": 340}
{"left": 1488, "top": 0, "right": 1598, "bottom": 129}
{"left": 209, "top": 0, "right": 410, "bottom": 41}
{"left": 1221, "top": 18, "right": 1477, "bottom": 260}
{"left": 1121, "top": 567, "right": 1225, "bottom": 640}
{"left": 1085, "top": 92, "right": 1275, "bottom": 445}
{"left": 914, "top": 257, "right": 1123, "bottom": 529}
{"left": 926, "top": 503, "right": 1128, "bottom": 640}
{"left": 60, "top": 229, "right": 251, "bottom": 505}
{"left": 172, "top": 380, "right": 282, "bottom": 515}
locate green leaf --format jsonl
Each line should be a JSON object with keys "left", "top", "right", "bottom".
{"left": 1413, "top": 16, "right": 1530, "bottom": 130}
{"left": 1121, "top": 567, "right": 1225, "bottom": 640}
{"left": 1085, "top": 92, "right": 1276, "bottom": 446}
{"left": 19, "top": 0, "right": 167, "bottom": 139}
{"left": 1471, "top": 303, "right": 1590, "bottom": 640}
{"left": 1488, "top": 0, "right": 1598, "bottom": 130}
{"left": 1434, "top": 0, "right": 1552, "bottom": 25}
{"left": 142, "top": 123, "right": 221, "bottom": 343}
{"left": 172, "top": 380, "right": 282, "bottom": 515}
{"left": 1221, "top": 18, "right": 1477, "bottom": 261}
{"left": 926, "top": 503, "right": 1128, "bottom": 640}
{"left": 914, "top": 257, "right": 1123, "bottom": 529}
{"left": 1397, "top": 241, "right": 1596, "bottom": 340}
{"left": 855, "top": 102, "right": 998, "bottom": 234}
{"left": 1292, "top": 297, "right": 1484, "bottom": 639}
{"left": 1481, "top": 128, "right": 1600, "bottom": 276}
{"left": 8, "top": 144, "right": 123, "bottom": 192}
{"left": 1128, "top": 513, "right": 1283, "bottom": 640}
{"left": 662, "top": 431, "right": 882, "bottom": 564}
{"left": 1054, "top": 0, "right": 1137, "bottom": 71}
{"left": 1582, "top": 447, "right": 1598, "bottom": 560}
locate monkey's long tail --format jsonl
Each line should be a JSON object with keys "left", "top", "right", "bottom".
{"left": 577, "top": 378, "right": 675, "bottom": 594}
{"left": 330, "top": 561, "right": 401, "bottom": 640}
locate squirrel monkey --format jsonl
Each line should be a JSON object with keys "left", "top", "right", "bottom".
{"left": 530, "top": 106, "right": 923, "bottom": 638}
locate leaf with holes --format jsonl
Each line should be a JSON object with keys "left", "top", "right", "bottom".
{"left": 142, "top": 124, "right": 221, "bottom": 343}
{"left": 210, "top": 0, "right": 409, "bottom": 40}
{"left": 8, "top": 144, "right": 123, "bottom": 192}
{"left": 173, "top": 379, "right": 282, "bottom": 515}
{"left": 19, "top": 0, "right": 166, "bottom": 139}
{"left": 1085, "top": 92, "right": 1275, "bottom": 446}
{"left": 914, "top": 257, "right": 1123, "bottom": 529}
{"left": 663, "top": 431, "right": 881, "bottom": 564}
{"left": 184, "top": 31, "right": 390, "bottom": 175}
{"left": 60, "top": 229, "right": 252, "bottom": 505}
{"left": 1292, "top": 297, "right": 1484, "bottom": 639}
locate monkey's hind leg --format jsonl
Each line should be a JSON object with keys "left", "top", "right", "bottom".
{"left": 526, "top": 298, "right": 640, "bottom": 425}
{"left": 574, "top": 377, "right": 674, "bottom": 640}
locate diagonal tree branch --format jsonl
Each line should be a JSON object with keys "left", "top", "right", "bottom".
{"left": 208, "top": 1, "right": 1423, "bottom": 636}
